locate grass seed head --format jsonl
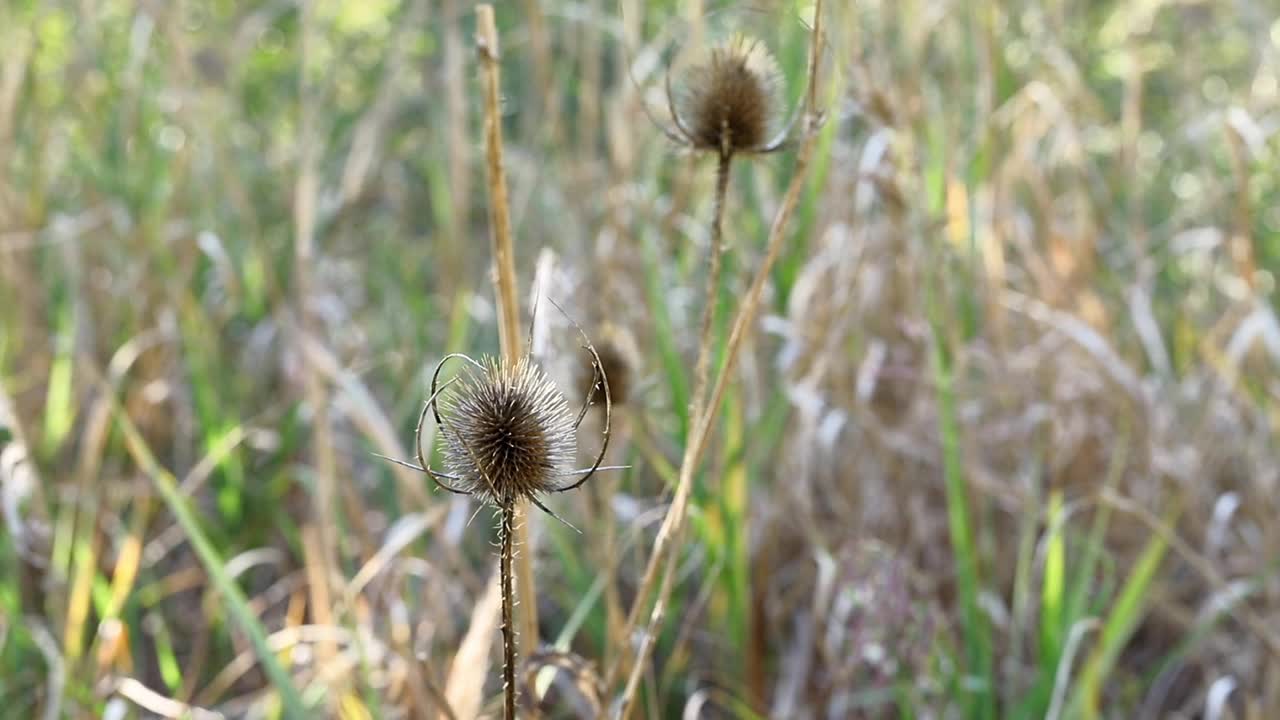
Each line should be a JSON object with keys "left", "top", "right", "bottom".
{"left": 677, "top": 35, "right": 784, "bottom": 155}
{"left": 440, "top": 356, "right": 577, "bottom": 505}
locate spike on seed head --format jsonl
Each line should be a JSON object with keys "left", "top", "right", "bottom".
{"left": 440, "top": 356, "right": 577, "bottom": 505}
{"left": 676, "top": 35, "right": 784, "bottom": 155}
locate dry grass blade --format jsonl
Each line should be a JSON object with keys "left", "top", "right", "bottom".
{"left": 300, "top": 525, "right": 338, "bottom": 678}
{"left": 291, "top": 0, "right": 342, "bottom": 688}
{"left": 27, "top": 619, "right": 63, "bottom": 720}
{"left": 344, "top": 508, "right": 447, "bottom": 603}
{"left": 1099, "top": 488, "right": 1280, "bottom": 659}
{"left": 299, "top": 333, "right": 430, "bottom": 509}
{"left": 114, "top": 678, "right": 224, "bottom": 720}
{"left": 443, "top": 566, "right": 503, "bottom": 720}
{"left": 0, "top": 384, "right": 49, "bottom": 617}
{"left": 1045, "top": 619, "right": 1101, "bottom": 720}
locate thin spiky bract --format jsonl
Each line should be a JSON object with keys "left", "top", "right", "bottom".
{"left": 440, "top": 355, "right": 576, "bottom": 505}
{"left": 678, "top": 35, "right": 783, "bottom": 155}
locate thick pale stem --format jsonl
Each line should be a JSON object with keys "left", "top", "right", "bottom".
{"left": 476, "top": 3, "right": 539, "bottom": 652}
{"left": 476, "top": 6, "right": 521, "bottom": 360}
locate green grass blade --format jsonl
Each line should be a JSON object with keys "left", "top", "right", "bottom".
{"left": 929, "top": 308, "right": 994, "bottom": 719}
{"left": 1071, "top": 511, "right": 1172, "bottom": 719}
{"left": 41, "top": 306, "right": 75, "bottom": 456}
{"left": 1040, "top": 489, "right": 1066, "bottom": 667}
{"left": 111, "top": 398, "right": 308, "bottom": 718}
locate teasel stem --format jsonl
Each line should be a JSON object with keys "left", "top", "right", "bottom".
{"left": 498, "top": 498, "right": 517, "bottom": 720}
{"left": 476, "top": 3, "right": 540, "bottom": 654}
{"left": 691, "top": 147, "right": 733, "bottom": 419}
{"left": 611, "top": 3, "right": 826, "bottom": 715}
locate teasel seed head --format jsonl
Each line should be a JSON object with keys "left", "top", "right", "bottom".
{"left": 675, "top": 35, "right": 784, "bottom": 156}
{"left": 440, "top": 356, "right": 577, "bottom": 505}
{"left": 375, "top": 306, "right": 617, "bottom": 520}
{"left": 578, "top": 333, "right": 635, "bottom": 408}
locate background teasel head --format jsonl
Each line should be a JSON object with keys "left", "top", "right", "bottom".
{"left": 576, "top": 328, "right": 638, "bottom": 409}
{"left": 659, "top": 34, "right": 792, "bottom": 157}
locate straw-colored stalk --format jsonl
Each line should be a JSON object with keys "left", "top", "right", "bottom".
{"left": 476, "top": 5, "right": 540, "bottom": 660}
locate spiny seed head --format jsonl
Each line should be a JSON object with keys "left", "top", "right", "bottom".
{"left": 677, "top": 35, "right": 784, "bottom": 155}
{"left": 440, "top": 356, "right": 576, "bottom": 505}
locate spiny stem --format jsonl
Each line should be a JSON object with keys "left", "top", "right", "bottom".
{"left": 691, "top": 149, "right": 733, "bottom": 419}
{"left": 499, "top": 501, "right": 517, "bottom": 720}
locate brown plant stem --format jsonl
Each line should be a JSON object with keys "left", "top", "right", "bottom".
{"left": 293, "top": 0, "right": 341, "bottom": 674}
{"left": 691, "top": 150, "right": 733, "bottom": 419}
{"left": 615, "top": 126, "right": 820, "bottom": 716}
{"left": 476, "top": 3, "right": 539, "bottom": 655}
{"left": 477, "top": 6, "right": 520, "bottom": 359}
{"left": 519, "top": 0, "right": 558, "bottom": 143}
{"left": 499, "top": 500, "right": 517, "bottom": 720}
{"left": 611, "top": 4, "right": 826, "bottom": 713}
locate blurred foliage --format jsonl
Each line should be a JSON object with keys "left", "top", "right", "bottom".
{"left": 1, "top": 0, "right": 1279, "bottom": 718}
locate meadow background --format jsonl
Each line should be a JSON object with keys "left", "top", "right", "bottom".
{"left": 2, "top": 0, "right": 1279, "bottom": 718}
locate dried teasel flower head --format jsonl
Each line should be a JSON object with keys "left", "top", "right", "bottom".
{"left": 663, "top": 34, "right": 790, "bottom": 157}
{"left": 375, "top": 305, "right": 618, "bottom": 523}
{"left": 577, "top": 328, "right": 637, "bottom": 408}
{"left": 440, "top": 356, "right": 577, "bottom": 505}
{"left": 677, "top": 35, "right": 783, "bottom": 153}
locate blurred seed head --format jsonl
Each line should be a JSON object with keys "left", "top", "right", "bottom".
{"left": 519, "top": 649, "right": 604, "bottom": 719}
{"left": 440, "top": 356, "right": 577, "bottom": 505}
{"left": 676, "top": 35, "right": 784, "bottom": 155}
{"left": 192, "top": 47, "right": 227, "bottom": 85}
{"left": 577, "top": 331, "right": 636, "bottom": 408}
